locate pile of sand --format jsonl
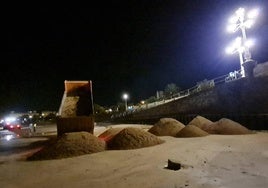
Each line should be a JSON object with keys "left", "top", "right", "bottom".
{"left": 148, "top": 118, "right": 185, "bottom": 136}
{"left": 60, "top": 96, "right": 79, "bottom": 117}
{"left": 188, "top": 115, "right": 214, "bottom": 130}
{"left": 196, "top": 118, "right": 253, "bottom": 135}
{"left": 176, "top": 124, "right": 209, "bottom": 137}
{"left": 26, "top": 116, "right": 252, "bottom": 161}
{"left": 107, "top": 127, "right": 165, "bottom": 150}
{"left": 28, "top": 132, "right": 106, "bottom": 160}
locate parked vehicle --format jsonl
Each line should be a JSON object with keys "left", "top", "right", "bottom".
{"left": 0, "top": 114, "right": 36, "bottom": 137}
{"left": 0, "top": 117, "right": 22, "bottom": 131}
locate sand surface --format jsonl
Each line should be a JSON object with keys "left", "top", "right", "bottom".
{"left": 0, "top": 124, "right": 268, "bottom": 188}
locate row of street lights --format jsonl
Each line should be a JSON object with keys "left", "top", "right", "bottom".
{"left": 225, "top": 7, "right": 259, "bottom": 77}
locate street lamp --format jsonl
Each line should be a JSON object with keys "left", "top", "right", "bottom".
{"left": 122, "top": 93, "right": 128, "bottom": 111}
{"left": 226, "top": 7, "right": 259, "bottom": 77}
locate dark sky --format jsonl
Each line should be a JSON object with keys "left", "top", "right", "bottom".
{"left": 3, "top": 0, "right": 268, "bottom": 112}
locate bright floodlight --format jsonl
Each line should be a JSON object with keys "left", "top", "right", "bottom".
{"left": 244, "top": 19, "right": 255, "bottom": 28}
{"left": 226, "top": 7, "right": 259, "bottom": 77}
{"left": 225, "top": 37, "right": 243, "bottom": 54}
{"left": 237, "top": 46, "right": 245, "bottom": 53}
{"left": 236, "top": 7, "right": 245, "bottom": 17}
{"left": 225, "top": 37, "right": 246, "bottom": 77}
{"left": 227, "top": 7, "right": 259, "bottom": 32}
{"left": 227, "top": 24, "right": 237, "bottom": 32}
{"left": 228, "top": 15, "right": 239, "bottom": 23}
{"left": 247, "top": 8, "right": 259, "bottom": 19}
{"left": 234, "top": 37, "right": 242, "bottom": 47}
{"left": 226, "top": 7, "right": 259, "bottom": 63}
{"left": 245, "top": 39, "right": 255, "bottom": 48}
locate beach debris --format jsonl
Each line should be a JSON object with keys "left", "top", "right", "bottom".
{"left": 165, "top": 159, "right": 181, "bottom": 171}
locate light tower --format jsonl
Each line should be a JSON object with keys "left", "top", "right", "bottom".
{"left": 227, "top": 7, "right": 259, "bottom": 77}
{"left": 226, "top": 37, "right": 254, "bottom": 77}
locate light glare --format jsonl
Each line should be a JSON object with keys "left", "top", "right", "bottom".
{"left": 237, "top": 47, "right": 245, "bottom": 53}
{"left": 228, "top": 15, "right": 238, "bottom": 23}
{"left": 5, "top": 135, "right": 13, "bottom": 141}
{"left": 123, "top": 94, "right": 128, "bottom": 100}
{"left": 227, "top": 24, "right": 237, "bottom": 32}
{"left": 245, "top": 39, "right": 254, "bottom": 48}
{"left": 247, "top": 9, "right": 259, "bottom": 19}
{"left": 5, "top": 117, "right": 16, "bottom": 123}
{"left": 234, "top": 37, "right": 242, "bottom": 48}
{"left": 244, "top": 19, "right": 254, "bottom": 28}
{"left": 226, "top": 37, "right": 244, "bottom": 55}
{"left": 225, "top": 46, "right": 234, "bottom": 54}
{"left": 236, "top": 8, "right": 245, "bottom": 18}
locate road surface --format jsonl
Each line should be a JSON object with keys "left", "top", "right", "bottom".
{"left": 0, "top": 123, "right": 57, "bottom": 162}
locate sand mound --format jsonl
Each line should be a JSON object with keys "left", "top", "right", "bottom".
{"left": 148, "top": 118, "right": 185, "bottom": 136}
{"left": 98, "top": 127, "right": 125, "bottom": 142}
{"left": 188, "top": 115, "right": 214, "bottom": 130}
{"left": 107, "top": 127, "right": 165, "bottom": 150}
{"left": 28, "top": 132, "right": 106, "bottom": 160}
{"left": 176, "top": 124, "right": 209, "bottom": 137}
{"left": 203, "top": 118, "right": 253, "bottom": 135}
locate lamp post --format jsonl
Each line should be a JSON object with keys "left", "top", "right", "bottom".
{"left": 227, "top": 7, "right": 259, "bottom": 77}
{"left": 122, "top": 93, "right": 128, "bottom": 111}
{"left": 226, "top": 37, "right": 247, "bottom": 77}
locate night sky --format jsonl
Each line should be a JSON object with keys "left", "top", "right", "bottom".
{"left": 3, "top": 0, "right": 268, "bottom": 113}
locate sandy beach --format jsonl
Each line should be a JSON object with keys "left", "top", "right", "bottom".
{"left": 0, "top": 123, "right": 268, "bottom": 188}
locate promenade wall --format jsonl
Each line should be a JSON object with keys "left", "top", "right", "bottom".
{"left": 115, "top": 77, "right": 268, "bottom": 130}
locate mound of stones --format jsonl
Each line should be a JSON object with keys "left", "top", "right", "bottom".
{"left": 176, "top": 124, "right": 209, "bottom": 137}
{"left": 28, "top": 131, "right": 106, "bottom": 160}
{"left": 148, "top": 118, "right": 185, "bottom": 136}
{"left": 107, "top": 127, "right": 165, "bottom": 150}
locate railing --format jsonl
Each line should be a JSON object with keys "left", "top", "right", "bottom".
{"left": 112, "top": 69, "right": 244, "bottom": 119}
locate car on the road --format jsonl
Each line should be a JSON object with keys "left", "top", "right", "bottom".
{"left": 0, "top": 121, "right": 22, "bottom": 131}
{"left": 0, "top": 115, "right": 36, "bottom": 138}
{"left": 0, "top": 116, "right": 23, "bottom": 138}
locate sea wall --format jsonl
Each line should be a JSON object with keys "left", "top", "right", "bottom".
{"left": 114, "top": 76, "right": 268, "bottom": 130}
